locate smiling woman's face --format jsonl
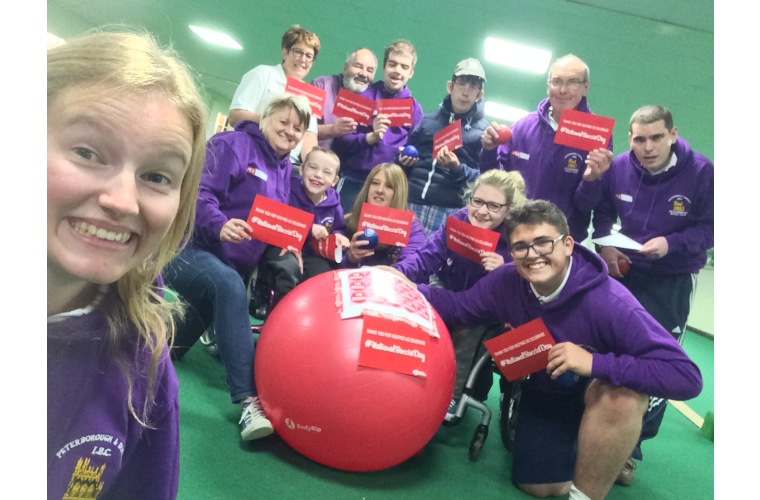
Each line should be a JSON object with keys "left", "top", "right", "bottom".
{"left": 47, "top": 88, "right": 193, "bottom": 304}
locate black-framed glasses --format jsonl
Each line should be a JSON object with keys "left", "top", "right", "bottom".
{"left": 289, "top": 48, "right": 315, "bottom": 61}
{"left": 469, "top": 196, "right": 507, "bottom": 213}
{"left": 509, "top": 235, "right": 565, "bottom": 259}
{"left": 547, "top": 77, "right": 587, "bottom": 90}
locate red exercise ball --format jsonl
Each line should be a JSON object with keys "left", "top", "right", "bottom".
{"left": 256, "top": 268, "right": 455, "bottom": 472}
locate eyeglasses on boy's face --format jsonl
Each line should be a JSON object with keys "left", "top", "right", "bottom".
{"left": 468, "top": 196, "right": 507, "bottom": 213}
{"left": 509, "top": 235, "right": 565, "bottom": 259}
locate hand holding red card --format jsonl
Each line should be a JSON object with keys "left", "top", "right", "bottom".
{"left": 376, "top": 98, "right": 414, "bottom": 127}
{"left": 357, "top": 203, "right": 414, "bottom": 246}
{"left": 483, "top": 318, "right": 556, "bottom": 381}
{"left": 554, "top": 108, "right": 615, "bottom": 151}
{"left": 445, "top": 216, "right": 499, "bottom": 263}
{"left": 332, "top": 87, "right": 375, "bottom": 126}
{"left": 247, "top": 195, "right": 314, "bottom": 251}
{"left": 432, "top": 119, "right": 464, "bottom": 158}
{"left": 285, "top": 77, "right": 327, "bottom": 119}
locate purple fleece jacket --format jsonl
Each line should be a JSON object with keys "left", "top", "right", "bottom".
{"left": 190, "top": 120, "right": 293, "bottom": 278}
{"left": 590, "top": 137, "right": 714, "bottom": 274}
{"left": 392, "top": 206, "right": 511, "bottom": 291}
{"left": 419, "top": 244, "right": 703, "bottom": 400}
{"left": 331, "top": 80, "right": 423, "bottom": 183}
{"left": 48, "top": 288, "right": 179, "bottom": 499}
{"left": 289, "top": 175, "right": 347, "bottom": 258}
{"left": 480, "top": 97, "right": 612, "bottom": 242}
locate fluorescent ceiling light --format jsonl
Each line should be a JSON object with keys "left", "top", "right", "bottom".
{"left": 47, "top": 32, "right": 65, "bottom": 49}
{"left": 484, "top": 101, "right": 530, "bottom": 124}
{"left": 189, "top": 25, "right": 243, "bottom": 50}
{"left": 484, "top": 36, "right": 551, "bottom": 74}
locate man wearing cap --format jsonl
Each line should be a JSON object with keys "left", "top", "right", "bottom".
{"left": 397, "top": 58, "right": 490, "bottom": 235}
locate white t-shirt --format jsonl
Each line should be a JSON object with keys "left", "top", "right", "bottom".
{"left": 230, "top": 63, "right": 317, "bottom": 165}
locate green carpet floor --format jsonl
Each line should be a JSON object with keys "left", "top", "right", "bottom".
{"left": 173, "top": 329, "right": 714, "bottom": 499}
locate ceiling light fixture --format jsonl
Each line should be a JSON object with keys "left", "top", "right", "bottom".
{"left": 484, "top": 36, "right": 551, "bottom": 74}
{"left": 47, "top": 32, "right": 65, "bottom": 49}
{"left": 484, "top": 101, "right": 530, "bottom": 124}
{"left": 189, "top": 25, "right": 243, "bottom": 50}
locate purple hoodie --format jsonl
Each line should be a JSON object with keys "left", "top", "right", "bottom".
{"left": 289, "top": 175, "right": 347, "bottom": 258}
{"left": 331, "top": 80, "right": 423, "bottom": 182}
{"left": 419, "top": 244, "right": 703, "bottom": 400}
{"left": 190, "top": 120, "right": 293, "bottom": 277}
{"left": 48, "top": 288, "right": 179, "bottom": 499}
{"left": 310, "top": 74, "right": 342, "bottom": 149}
{"left": 392, "top": 207, "right": 512, "bottom": 291}
{"left": 480, "top": 97, "right": 612, "bottom": 242}
{"left": 591, "top": 137, "right": 714, "bottom": 274}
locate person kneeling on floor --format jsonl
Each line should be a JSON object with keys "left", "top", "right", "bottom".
{"left": 418, "top": 199, "right": 703, "bottom": 500}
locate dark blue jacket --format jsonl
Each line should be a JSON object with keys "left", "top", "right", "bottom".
{"left": 403, "top": 96, "right": 490, "bottom": 208}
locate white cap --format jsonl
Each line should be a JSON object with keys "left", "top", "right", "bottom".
{"left": 454, "top": 58, "right": 486, "bottom": 82}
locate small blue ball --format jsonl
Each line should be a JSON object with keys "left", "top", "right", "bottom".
{"left": 358, "top": 228, "right": 379, "bottom": 249}
{"left": 555, "top": 371, "right": 579, "bottom": 387}
{"left": 402, "top": 145, "right": 419, "bottom": 158}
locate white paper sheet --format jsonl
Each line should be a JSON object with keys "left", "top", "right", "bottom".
{"left": 591, "top": 233, "right": 643, "bottom": 250}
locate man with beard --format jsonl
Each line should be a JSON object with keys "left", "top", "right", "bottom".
{"left": 332, "top": 39, "right": 423, "bottom": 214}
{"left": 311, "top": 47, "right": 378, "bottom": 149}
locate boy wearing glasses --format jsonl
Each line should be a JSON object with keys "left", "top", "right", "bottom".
{"left": 396, "top": 58, "right": 491, "bottom": 235}
{"left": 480, "top": 54, "right": 613, "bottom": 243}
{"left": 229, "top": 24, "right": 321, "bottom": 166}
{"left": 418, "top": 199, "right": 702, "bottom": 500}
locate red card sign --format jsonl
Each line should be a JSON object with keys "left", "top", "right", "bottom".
{"left": 483, "top": 317, "right": 556, "bottom": 381}
{"left": 285, "top": 77, "right": 327, "bottom": 119}
{"left": 445, "top": 216, "right": 500, "bottom": 263}
{"left": 376, "top": 98, "right": 413, "bottom": 126}
{"left": 432, "top": 119, "right": 464, "bottom": 158}
{"left": 332, "top": 87, "right": 375, "bottom": 126}
{"left": 554, "top": 108, "right": 615, "bottom": 151}
{"left": 357, "top": 203, "right": 413, "bottom": 246}
{"left": 358, "top": 311, "right": 429, "bottom": 377}
{"left": 247, "top": 195, "right": 313, "bottom": 251}
{"left": 310, "top": 233, "right": 343, "bottom": 263}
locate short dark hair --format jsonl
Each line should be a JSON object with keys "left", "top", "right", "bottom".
{"left": 281, "top": 24, "right": 321, "bottom": 59}
{"left": 504, "top": 199, "right": 570, "bottom": 239}
{"left": 629, "top": 105, "right": 674, "bottom": 132}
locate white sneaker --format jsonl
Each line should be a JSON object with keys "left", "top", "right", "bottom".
{"left": 239, "top": 396, "right": 274, "bottom": 441}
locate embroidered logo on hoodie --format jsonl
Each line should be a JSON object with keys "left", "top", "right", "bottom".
{"left": 563, "top": 152, "right": 585, "bottom": 174}
{"left": 668, "top": 195, "right": 691, "bottom": 217}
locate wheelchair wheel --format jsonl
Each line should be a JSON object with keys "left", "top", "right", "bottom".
{"left": 468, "top": 424, "right": 488, "bottom": 461}
{"left": 499, "top": 378, "right": 522, "bottom": 452}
